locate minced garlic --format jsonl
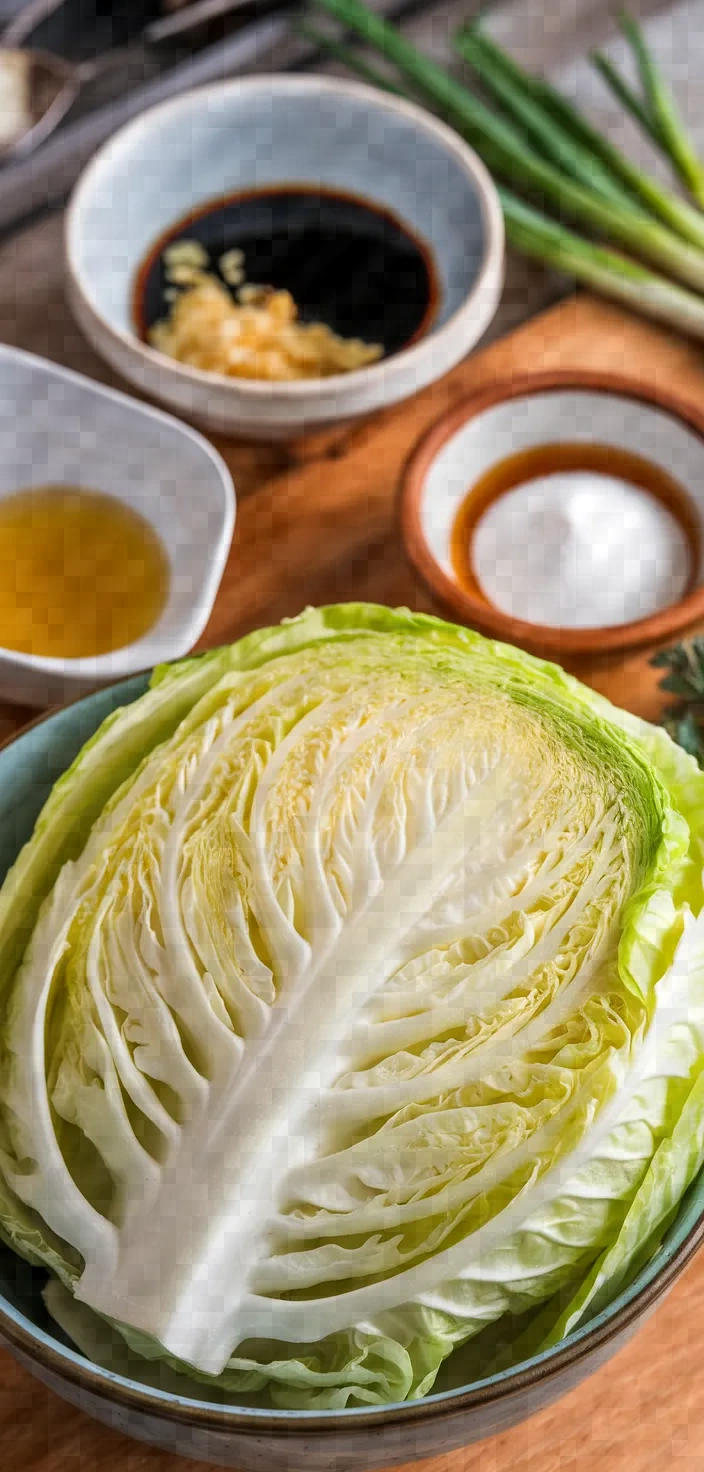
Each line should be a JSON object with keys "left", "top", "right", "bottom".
{"left": 149, "top": 239, "right": 382, "bottom": 381}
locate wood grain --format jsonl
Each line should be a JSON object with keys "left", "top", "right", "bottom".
{"left": 5, "top": 291, "right": 704, "bottom": 1469}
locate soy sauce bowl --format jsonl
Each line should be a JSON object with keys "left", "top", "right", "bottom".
{"left": 65, "top": 75, "right": 504, "bottom": 441}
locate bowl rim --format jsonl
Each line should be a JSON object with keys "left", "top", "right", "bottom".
{"left": 399, "top": 367, "right": 704, "bottom": 659}
{"left": 0, "top": 676, "right": 704, "bottom": 1432}
{"left": 0, "top": 343, "right": 235, "bottom": 679}
{"left": 65, "top": 72, "right": 505, "bottom": 404}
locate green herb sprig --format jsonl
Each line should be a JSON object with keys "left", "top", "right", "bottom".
{"left": 652, "top": 641, "right": 704, "bottom": 762}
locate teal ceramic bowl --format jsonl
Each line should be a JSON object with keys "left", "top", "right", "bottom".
{"left": 1, "top": 679, "right": 704, "bottom": 1469}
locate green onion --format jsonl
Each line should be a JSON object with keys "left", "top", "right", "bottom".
{"left": 500, "top": 189, "right": 704, "bottom": 340}
{"left": 455, "top": 27, "right": 704, "bottom": 251}
{"left": 312, "top": 0, "right": 704, "bottom": 290}
{"left": 590, "top": 49, "right": 664, "bottom": 147}
{"left": 455, "top": 27, "right": 635, "bottom": 208}
{"left": 308, "top": 0, "right": 704, "bottom": 343}
{"left": 591, "top": 24, "right": 704, "bottom": 210}
{"left": 618, "top": 11, "right": 704, "bottom": 207}
{"left": 466, "top": 30, "right": 654, "bottom": 164}
{"left": 296, "top": 19, "right": 410, "bottom": 97}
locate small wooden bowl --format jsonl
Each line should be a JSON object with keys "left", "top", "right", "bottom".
{"left": 400, "top": 368, "right": 704, "bottom": 660}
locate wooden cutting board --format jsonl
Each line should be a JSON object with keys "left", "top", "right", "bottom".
{"left": 5, "top": 291, "right": 704, "bottom": 1472}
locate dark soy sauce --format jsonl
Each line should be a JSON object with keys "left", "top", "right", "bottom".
{"left": 135, "top": 186, "right": 438, "bottom": 359}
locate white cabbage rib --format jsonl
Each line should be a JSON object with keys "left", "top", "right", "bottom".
{"left": 0, "top": 632, "right": 677, "bottom": 1377}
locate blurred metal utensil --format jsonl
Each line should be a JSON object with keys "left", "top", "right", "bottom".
{"left": 0, "top": 47, "right": 77, "bottom": 158}
{"left": 0, "top": 0, "right": 292, "bottom": 159}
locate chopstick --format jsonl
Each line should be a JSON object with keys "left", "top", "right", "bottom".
{"left": 146, "top": 0, "right": 288, "bottom": 45}
{"left": 2, "top": 0, "right": 67, "bottom": 45}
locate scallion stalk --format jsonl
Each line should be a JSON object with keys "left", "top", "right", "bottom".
{"left": 618, "top": 11, "right": 704, "bottom": 208}
{"left": 455, "top": 27, "right": 704, "bottom": 251}
{"left": 500, "top": 189, "right": 704, "bottom": 339}
{"left": 308, "top": 0, "right": 704, "bottom": 344}
{"left": 455, "top": 27, "right": 636, "bottom": 208}
{"left": 297, "top": 19, "right": 410, "bottom": 96}
{"left": 312, "top": 0, "right": 704, "bottom": 290}
{"left": 590, "top": 49, "right": 664, "bottom": 147}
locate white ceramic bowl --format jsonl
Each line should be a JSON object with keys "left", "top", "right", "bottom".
{"left": 65, "top": 75, "right": 505, "bottom": 441}
{"left": 0, "top": 345, "right": 234, "bottom": 707}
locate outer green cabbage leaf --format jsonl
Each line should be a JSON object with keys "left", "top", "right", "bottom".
{"left": 0, "top": 603, "right": 703, "bottom": 1408}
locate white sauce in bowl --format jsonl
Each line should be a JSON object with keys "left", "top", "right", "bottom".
{"left": 472, "top": 471, "right": 692, "bottom": 629}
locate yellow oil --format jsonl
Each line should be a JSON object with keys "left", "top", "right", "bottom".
{"left": 0, "top": 485, "right": 169, "bottom": 659}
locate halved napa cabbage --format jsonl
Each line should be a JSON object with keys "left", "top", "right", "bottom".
{"left": 1, "top": 603, "right": 704, "bottom": 1408}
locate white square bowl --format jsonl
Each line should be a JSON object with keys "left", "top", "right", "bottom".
{"left": 0, "top": 345, "right": 235, "bottom": 706}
